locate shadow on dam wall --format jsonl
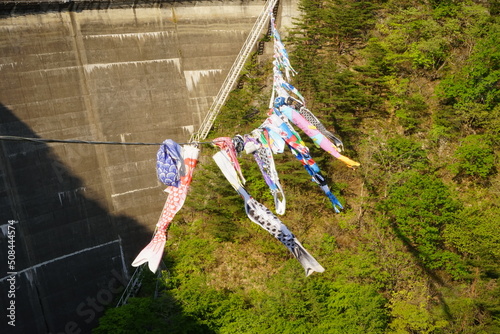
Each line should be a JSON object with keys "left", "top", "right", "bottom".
{"left": 0, "top": 105, "right": 155, "bottom": 333}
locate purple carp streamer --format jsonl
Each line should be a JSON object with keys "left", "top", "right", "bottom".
{"left": 213, "top": 151, "right": 325, "bottom": 276}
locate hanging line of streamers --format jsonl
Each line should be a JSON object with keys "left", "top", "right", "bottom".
{"left": 132, "top": 11, "right": 362, "bottom": 275}
{"left": 271, "top": 14, "right": 296, "bottom": 81}
{"left": 266, "top": 11, "right": 360, "bottom": 211}
{"left": 270, "top": 12, "right": 358, "bottom": 167}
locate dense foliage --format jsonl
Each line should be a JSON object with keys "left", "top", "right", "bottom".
{"left": 95, "top": 0, "right": 500, "bottom": 332}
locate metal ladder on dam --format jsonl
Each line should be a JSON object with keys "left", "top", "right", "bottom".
{"left": 189, "top": 0, "right": 280, "bottom": 143}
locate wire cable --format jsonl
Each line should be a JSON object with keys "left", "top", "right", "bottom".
{"left": 0, "top": 135, "right": 217, "bottom": 146}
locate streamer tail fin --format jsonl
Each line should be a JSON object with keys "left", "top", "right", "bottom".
{"left": 131, "top": 233, "right": 166, "bottom": 273}
{"left": 291, "top": 238, "right": 325, "bottom": 277}
{"left": 322, "top": 187, "right": 343, "bottom": 213}
{"left": 337, "top": 154, "right": 361, "bottom": 168}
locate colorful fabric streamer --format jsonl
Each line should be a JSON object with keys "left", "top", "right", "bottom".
{"left": 262, "top": 113, "right": 344, "bottom": 212}
{"left": 213, "top": 150, "right": 324, "bottom": 276}
{"left": 213, "top": 136, "right": 246, "bottom": 185}
{"left": 274, "top": 102, "right": 360, "bottom": 169}
{"left": 245, "top": 129, "right": 286, "bottom": 215}
{"left": 270, "top": 14, "right": 296, "bottom": 81}
{"left": 284, "top": 96, "right": 345, "bottom": 152}
{"left": 133, "top": 144, "right": 200, "bottom": 273}
{"left": 263, "top": 113, "right": 310, "bottom": 155}
{"left": 273, "top": 63, "right": 305, "bottom": 103}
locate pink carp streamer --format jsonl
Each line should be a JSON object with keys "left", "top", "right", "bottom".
{"left": 132, "top": 145, "right": 200, "bottom": 273}
{"left": 277, "top": 105, "right": 360, "bottom": 169}
{"left": 213, "top": 137, "right": 246, "bottom": 185}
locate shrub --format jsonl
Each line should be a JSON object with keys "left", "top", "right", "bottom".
{"left": 449, "top": 134, "right": 497, "bottom": 180}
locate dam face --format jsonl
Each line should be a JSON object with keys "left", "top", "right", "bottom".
{"left": 0, "top": 1, "right": 298, "bottom": 332}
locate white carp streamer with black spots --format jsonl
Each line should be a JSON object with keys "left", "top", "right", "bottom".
{"left": 213, "top": 150, "right": 325, "bottom": 276}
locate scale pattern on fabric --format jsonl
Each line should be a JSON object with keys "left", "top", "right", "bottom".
{"left": 156, "top": 139, "right": 185, "bottom": 187}
{"left": 133, "top": 145, "right": 199, "bottom": 273}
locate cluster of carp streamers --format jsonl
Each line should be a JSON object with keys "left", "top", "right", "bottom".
{"left": 132, "top": 13, "right": 360, "bottom": 276}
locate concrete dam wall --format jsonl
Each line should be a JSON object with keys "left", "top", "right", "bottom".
{"left": 0, "top": 1, "right": 298, "bottom": 333}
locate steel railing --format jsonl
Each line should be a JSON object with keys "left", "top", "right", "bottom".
{"left": 189, "top": 0, "right": 279, "bottom": 143}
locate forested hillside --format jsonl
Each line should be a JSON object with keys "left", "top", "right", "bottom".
{"left": 95, "top": 0, "right": 499, "bottom": 332}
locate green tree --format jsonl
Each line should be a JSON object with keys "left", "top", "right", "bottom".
{"left": 312, "top": 281, "right": 388, "bottom": 333}
{"left": 388, "top": 281, "right": 449, "bottom": 334}
{"left": 449, "top": 134, "right": 497, "bottom": 180}
{"left": 93, "top": 296, "right": 212, "bottom": 334}
{"left": 437, "top": 24, "right": 500, "bottom": 131}
{"left": 378, "top": 171, "right": 463, "bottom": 275}
{"left": 445, "top": 203, "right": 500, "bottom": 273}
{"left": 290, "top": 0, "right": 382, "bottom": 139}
{"left": 374, "top": 136, "right": 428, "bottom": 173}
